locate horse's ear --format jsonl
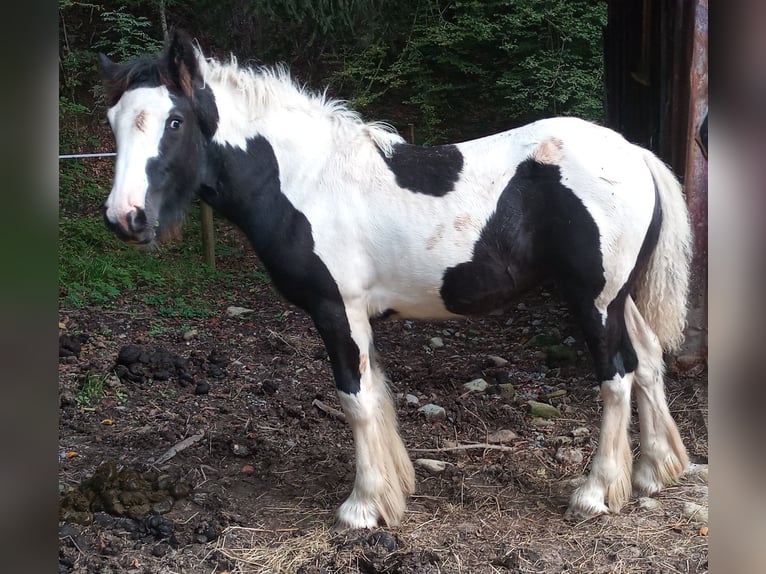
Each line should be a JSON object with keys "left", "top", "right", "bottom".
{"left": 166, "top": 28, "right": 199, "bottom": 97}
{"left": 98, "top": 53, "right": 125, "bottom": 106}
{"left": 97, "top": 53, "right": 118, "bottom": 82}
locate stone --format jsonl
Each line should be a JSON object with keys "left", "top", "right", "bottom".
{"left": 418, "top": 403, "right": 447, "bottom": 421}
{"left": 487, "top": 355, "right": 509, "bottom": 367}
{"left": 429, "top": 337, "right": 445, "bottom": 349}
{"left": 225, "top": 306, "right": 254, "bottom": 318}
{"left": 231, "top": 443, "right": 251, "bottom": 457}
{"left": 638, "top": 497, "right": 663, "bottom": 511}
{"left": 527, "top": 400, "right": 561, "bottom": 419}
{"left": 554, "top": 446, "right": 583, "bottom": 465}
{"left": 182, "top": 329, "right": 198, "bottom": 341}
{"left": 545, "top": 389, "right": 567, "bottom": 399}
{"left": 531, "top": 417, "right": 555, "bottom": 428}
{"left": 498, "top": 383, "right": 516, "bottom": 399}
{"left": 487, "top": 429, "right": 518, "bottom": 444}
{"left": 687, "top": 463, "right": 709, "bottom": 484}
{"left": 571, "top": 426, "right": 590, "bottom": 439}
{"left": 405, "top": 393, "right": 420, "bottom": 406}
{"left": 682, "top": 501, "right": 708, "bottom": 524}
{"left": 415, "top": 458, "right": 450, "bottom": 473}
{"left": 463, "top": 378, "right": 489, "bottom": 392}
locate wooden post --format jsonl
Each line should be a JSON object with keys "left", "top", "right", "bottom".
{"left": 200, "top": 202, "right": 215, "bottom": 269}
{"left": 406, "top": 123, "right": 415, "bottom": 144}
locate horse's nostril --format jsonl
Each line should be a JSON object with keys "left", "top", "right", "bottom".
{"left": 127, "top": 208, "right": 148, "bottom": 233}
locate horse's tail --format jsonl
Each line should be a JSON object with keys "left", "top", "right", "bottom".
{"left": 634, "top": 150, "right": 693, "bottom": 352}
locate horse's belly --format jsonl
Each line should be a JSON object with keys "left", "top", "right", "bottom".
{"left": 367, "top": 276, "right": 460, "bottom": 320}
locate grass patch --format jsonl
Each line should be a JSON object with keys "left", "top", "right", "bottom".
{"left": 59, "top": 158, "right": 270, "bottom": 315}
{"left": 58, "top": 210, "right": 244, "bottom": 316}
{"left": 75, "top": 372, "right": 109, "bottom": 407}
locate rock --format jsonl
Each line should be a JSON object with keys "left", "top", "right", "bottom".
{"left": 194, "top": 381, "right": 210, "bottom": 395}
{"left": 545, "top": 389, "right": 567, "bottom": 400}
{"left": 682, "top": 501, "right": 708, "bottom": 524}
{"left": 497, "top": 383, "right": 516, "bottom": 399}
{"left": 562, "top": 336, "right": 576, "bottom": 346}
{"left": 638, "top": 497, "right": 662, "bottom": 510}
{"left": 225, "top": 306, "right": 254, "bottom": 318}
{"left": 463, "top": 378, "right": 489, "bottom": 392}
{"left": 570, "top": 426, "right": 590, "bottom": 439}
{"left": 531, "top": 417, "right": 555, "bottom": 428}
{"left": 182, "top": 329, "right": 198, "bottom": 341}
{"left": 231, "top": 443, "right": 251, "bottom": 457}
{"left": 429, "top": 337, "right": 444, "bottom": 349}
{"left": 555, "top": 446, "right": 583, "bottom": 465}
{"left": 415, "top": 458, "right": 450, "bottom": 473}
{"left": 418, "top": 404, "right": 447, "bottom": 421}
{"left": 686, "top": 463, "right": 709, "bottom": 484}
{"left": 487, "top": 355, "right": 508, "bottom": 367}
{"left": 487, "top": 429, "right": 518, "bottom": 444}
{"left": 527, "top": 400, "right": 561, "bottom": 419}
{"left": 405, "top": 393, "right": 420, "bottom": 406}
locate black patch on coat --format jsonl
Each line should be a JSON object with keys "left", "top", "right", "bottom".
{"left": 143, "top": 87, "right": 219, "bottom": 240}
{"left": 441, "top": 157, "right": 657, "bottom": 383}
{"left": 381, "top": 143, "right": 464, "bottom": 196}
{"left": 198, "top": 136, "right": 362, "bottom": 394}
{"left": 439, "top": 159, "right": 592, "bottom": 315}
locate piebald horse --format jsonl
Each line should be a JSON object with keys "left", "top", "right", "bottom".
{"left": 98, "top": 30, "right": 692, "bottom": 529}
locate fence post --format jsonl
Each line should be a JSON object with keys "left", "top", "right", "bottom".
{"left": 406, "top": 123, "right": 415, "bottom": 144}
{"left": 200, "top": 202, "right": 216, "bottom": 269}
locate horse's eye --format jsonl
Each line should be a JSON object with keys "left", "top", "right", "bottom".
{"left": 168, "top": 118, "right": 183, "bottom": 130}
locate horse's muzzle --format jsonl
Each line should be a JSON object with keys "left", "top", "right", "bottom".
{"left": 103, "top": 206, "right": 154, "bottom": 244}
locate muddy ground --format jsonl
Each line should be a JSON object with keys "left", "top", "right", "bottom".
{"left": 58, "top": 225, "right": 708, "bottom": 574}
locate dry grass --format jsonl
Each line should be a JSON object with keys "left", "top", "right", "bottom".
{"left": 210, "top": 470, "right": 708, "bottom": 574}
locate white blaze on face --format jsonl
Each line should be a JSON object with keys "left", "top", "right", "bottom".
{"left": 104, "top": 86, "right": 174, "bottom": 223}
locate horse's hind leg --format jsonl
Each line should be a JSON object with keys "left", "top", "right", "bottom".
{"left": 565, "top": 295, "right": 635, "bottom": 519}
{"left": 624, "top": 296, "right": 689, "bottom": 495}
{"left": 313, "top": 302, "right": 414, "bottom": 529}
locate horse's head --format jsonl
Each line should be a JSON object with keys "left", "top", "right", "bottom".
{"left": 98, "top": 29, "right": 218, "bottom": 245}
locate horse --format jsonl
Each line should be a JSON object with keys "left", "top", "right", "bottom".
{"left": 97, "top": 29, "right": 692, "bottom": 530}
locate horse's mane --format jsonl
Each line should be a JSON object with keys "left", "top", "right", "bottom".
{"left": 103, "top": 42, "right": 404, "bottom": 154}
{"left": 102, "top": 56, "right": 171, "bottom": 107}
{"left": 196, "top": 52, "right": 404, "bottom": 155}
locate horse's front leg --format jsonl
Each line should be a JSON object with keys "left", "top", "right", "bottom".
{"left": 312, "top": 302, "right": 415, "bottom": 530}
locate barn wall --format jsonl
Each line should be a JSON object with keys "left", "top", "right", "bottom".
{"left": 604, "top": 0, "right": 708, "bottom": 360}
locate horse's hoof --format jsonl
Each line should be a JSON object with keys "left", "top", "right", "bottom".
{"left": 565, "top": 484, "right": 610, "bottom": 521}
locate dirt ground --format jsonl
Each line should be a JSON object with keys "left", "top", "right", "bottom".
{"left": 58, "top": 226, "right": 708, "bottom": 574}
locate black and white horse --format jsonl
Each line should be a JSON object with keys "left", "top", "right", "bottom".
{"left": 97, "top": 30, "right": 692, "bottom": 529}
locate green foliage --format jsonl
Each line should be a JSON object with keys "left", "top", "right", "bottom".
{"left": 93, "top": 6, "right": 164, "bottom": 60}
{"left": 75, "top": 372, "right": 109, "bottom": 406}
{"left": 332, "top": 0, "right": 607, "bottom": 143}
{"left": 58, "top": 207, "right": 231, "bottom": 316}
